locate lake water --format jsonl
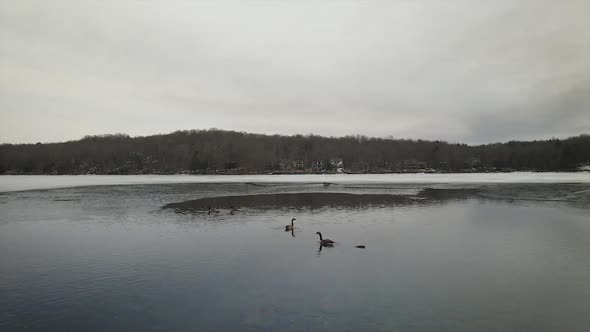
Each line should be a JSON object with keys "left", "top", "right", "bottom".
{"left": 1, "top": 175, "right": 590, "bottom": 331}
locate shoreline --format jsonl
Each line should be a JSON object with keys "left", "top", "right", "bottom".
{"left": 2, "top": 172, "right": 590, "bottom": 193}
{"left": 2, "top": 169, "right": 587, "bottom": 176}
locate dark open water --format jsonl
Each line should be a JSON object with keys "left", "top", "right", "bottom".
{"left": 1, "top": 180, "right": 590, "bottom": 331}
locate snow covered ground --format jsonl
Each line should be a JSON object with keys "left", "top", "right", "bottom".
{"left": 1, "top": 172, "right": 590, "bottom": 193}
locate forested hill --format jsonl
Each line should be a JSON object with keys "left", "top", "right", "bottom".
{"left": 1, "top": 130, "right": 589, "bottom": 175}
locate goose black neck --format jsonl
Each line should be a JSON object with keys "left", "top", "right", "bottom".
{"left": 317, "top": 232, "right": 323, "bottom": 240}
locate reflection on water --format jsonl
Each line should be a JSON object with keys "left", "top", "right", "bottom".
{"left": 1, "top": 182, "right": 590, "bottom": 331}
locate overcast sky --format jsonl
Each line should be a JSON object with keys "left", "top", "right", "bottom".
{"left": 1, "top": 0, "right": 588, "bottom": 144}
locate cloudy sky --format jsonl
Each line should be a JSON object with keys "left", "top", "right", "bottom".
{"left": 1, "top": 0, "right": 588, "bottom": 144}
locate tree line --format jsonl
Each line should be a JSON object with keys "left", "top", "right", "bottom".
{"left": 0, "top": 129, "right": 589, "bottom": 174}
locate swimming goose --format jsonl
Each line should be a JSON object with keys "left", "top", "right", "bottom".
{"left": 207, "top": 206, "right": 219, "bottom": 215}
{"left": 285, "top": 218, "right": 296, "bottom": 231}
{"left": 316, "top": 232, "right": 335, "bottom": 246}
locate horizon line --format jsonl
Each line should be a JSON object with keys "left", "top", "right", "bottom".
{"left": 1, "top": 128, "right": 588, "bottom": 147}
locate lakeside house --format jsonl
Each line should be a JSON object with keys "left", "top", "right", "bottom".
{"left": 330, "top": 158, "right": 344, "bottom": 168}
{"left": 330, "top": 158, "right": 344, "bottom": 173}
{"left": 400, "top": 159, "right": 427, "bottom": 171}
{"left": 312, "top": 160, "right": 323, "bottom": 170}
{"left": 293, "top": 160, "right": 304, "bottom": 170}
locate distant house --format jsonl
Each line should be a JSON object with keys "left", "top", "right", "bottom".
{"left": 329, "top": 158, "right": 344, "bottom": 168}
{"left": 312, "top": 160, "right": 323, "bottom": 170}
{"left": 293, "top": 160, "right": 304, "bottom": 170}
{"left": 268, "top": 161, "right": 283, "bottom": 171}
{"left": 329, "top": 158, "right": 344, "bottom": 173}
{"left": 402, "top": 159, "right": 426, "bottom": 170}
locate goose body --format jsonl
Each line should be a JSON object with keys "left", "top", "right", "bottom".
{"left": 207, "top": 206, "right": 220, "bottom": 215}
{"left": 316, "top": 232, "right": 334, "bottom": 246}
{"left": 285, "top": 218, "right": 296, "bottom": 231}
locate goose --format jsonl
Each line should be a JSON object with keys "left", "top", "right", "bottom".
{"left": 285, "top": 218, "right": 296, "bottom": 231}
{"left": 207, "top": 206, "right": 219, "bottom": 215}
{"left": 316, "top": 232, "right": 335, "bottom": 246}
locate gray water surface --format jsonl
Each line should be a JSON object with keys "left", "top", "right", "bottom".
{"left": 1, "top": 182, "right": 590, "bottom": 331}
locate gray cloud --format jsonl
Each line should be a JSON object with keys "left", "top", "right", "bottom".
{"left": 1, "top": 0, "right": 588, "bottom": 144}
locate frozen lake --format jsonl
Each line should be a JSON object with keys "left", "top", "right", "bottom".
{"left": 1, "top": 175, "right": 590, "bottom": 331}
{"left": 1, "top": 172, "right": 590, "bottom": 192}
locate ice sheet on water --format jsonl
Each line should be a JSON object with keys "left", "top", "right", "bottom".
{"left": 162, "top": 183, "right": 590, "bottom": 213}
{"left": 1, "top": 172, "right": 590, "bottom": 193}
{"left": 163, "top": 192, "right": 414, "bottom": 212}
